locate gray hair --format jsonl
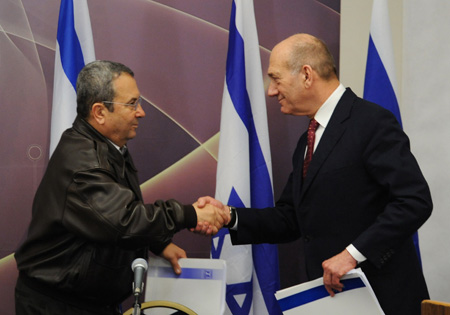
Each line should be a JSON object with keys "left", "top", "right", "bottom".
{"left": 76, "top": 60, "right": 134, "bottom": 118}
{"left": 287, "top": 35, "right": 337, "bottom": 80}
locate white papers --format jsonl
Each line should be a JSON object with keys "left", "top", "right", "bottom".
{"left": 275, "top": 268, "right": 385, "bottom": 315}
{"left": 144, "top": 257, "right": 226, "bottom": 315}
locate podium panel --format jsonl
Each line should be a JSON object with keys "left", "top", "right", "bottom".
{"left": 143, "top": 257, "right": 226, "bottom": 315}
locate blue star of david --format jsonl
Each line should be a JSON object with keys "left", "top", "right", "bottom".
{"left": 226, "top": 280, "right": 253, "bottom": 314}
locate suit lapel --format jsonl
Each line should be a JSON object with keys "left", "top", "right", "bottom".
{"left": 299, "top": 89, "right": 357, "bottom": 200}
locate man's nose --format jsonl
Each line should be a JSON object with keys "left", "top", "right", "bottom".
{"left": 136, "top": 103, "right": 146, "bottom": 117}
{"left": 267, "top": 81, "right": 278, "bottom": 97}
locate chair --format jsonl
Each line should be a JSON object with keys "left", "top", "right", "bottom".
{"left": 422, "top": 299, "right": 450, "bottom": 315}
{"left": 123, "top": 300, "right": 197, "bottom": 315}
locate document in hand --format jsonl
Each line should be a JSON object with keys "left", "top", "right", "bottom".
{"left": 144, "top": 257, "right": 226, "bottom": 315}
{"left": 275, "top": 268, "right": 385, "bottom": 315}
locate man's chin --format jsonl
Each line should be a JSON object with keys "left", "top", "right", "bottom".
{"left": 280, "top": 106, "right": 291, "bottom": 115}
{"left": 127, "top": 131, "right": 137, "bottom": 141}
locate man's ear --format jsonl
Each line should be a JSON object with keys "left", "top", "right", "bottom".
{"left": 302, "top": 65, "right": 313, "bottom": 88}
{"left": 91, "top": 102, "right": 107, "bottom": 125}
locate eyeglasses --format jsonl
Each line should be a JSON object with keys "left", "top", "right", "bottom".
{"left": 102, "top": 96, "right": 142, "bottom": 111}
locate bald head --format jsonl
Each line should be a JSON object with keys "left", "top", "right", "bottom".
{"left": 274, "top": 33, "right": 337, "bottom": 80}
{"left": 267, "top": 34, "right": 340, "bottom": 117}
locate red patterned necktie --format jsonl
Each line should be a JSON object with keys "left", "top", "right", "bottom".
{"left": 303, "top": 119, "right": 319, "bottom": 178}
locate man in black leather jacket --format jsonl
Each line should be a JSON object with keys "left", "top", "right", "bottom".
{"left": 14, "top": 60, "right": 227, "bottom": 315}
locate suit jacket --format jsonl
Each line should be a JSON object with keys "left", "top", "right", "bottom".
{"left": 230, "top": 89, "right": 432, "bottom": 315}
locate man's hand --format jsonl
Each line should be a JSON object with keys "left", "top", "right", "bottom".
{"left": 191, "top": 196, "right": 229, "bottom": 235}
{"left": 196, "top": 196, "right": 225, "bottom": 209}
{"left": 160, "top": 243, "right": 186, "bottom": 275}
{"left": 322, "top": 249, "right": 357, "bottom": 296}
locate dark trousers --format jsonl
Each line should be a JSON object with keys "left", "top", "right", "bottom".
{"left": 15, "top": 278, "right": 122, "bottom": 315}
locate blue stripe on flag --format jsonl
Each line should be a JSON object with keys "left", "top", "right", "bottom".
{"left": 364, "top": 0, "right": 422, "bottom": 265}
{"left": 226, "top": 1, "right": 273, "bottom": 208}
{"left": 364, "top": 35, "right": 402, "bottom": 126}
{"left": 277, "top": 277, "right": 366, "bottom": 312}
{"left": 57, "top": 0, "right": 86, "bottom": 91}
{"left": 50, "top": 0, "right": 94, "bottom": 156}
{"left": 252, "top": 244, "right": 280, "bottom": 313}
{"left": 223, "top": 2, "right": 281, "bottom": 314}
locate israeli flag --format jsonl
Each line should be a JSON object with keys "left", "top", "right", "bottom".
{"left": 50, "top": 0, "right": 95, "bottom": 155}
{"left": 211, "top": 1, "right": 281, "bottom": 314}
{"left": 364, "top": 0, "right": 401, "bottom": 126}
{"left": 364, "top": 0, "right": 422, "bottom": 262}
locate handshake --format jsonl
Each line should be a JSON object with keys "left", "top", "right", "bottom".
{"left": 161, "top": 196, "right": 234, "bottom": 274}
{"left": 191, "top": 196, "right": 231, "bottom": 235}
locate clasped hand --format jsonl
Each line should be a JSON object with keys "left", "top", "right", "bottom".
{"left": 191, "top": 196, "right": 229, "bottom": 235}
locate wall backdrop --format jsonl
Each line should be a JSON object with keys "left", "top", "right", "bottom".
{"left": 340, "top": 0, "right": 450, "bottom": 303}
{"left": 0, "top": 1, "right": 340, "bottom": 314}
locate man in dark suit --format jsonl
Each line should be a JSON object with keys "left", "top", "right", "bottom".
{"left": 198, "top": 33, "right": 432, "bottom": 314}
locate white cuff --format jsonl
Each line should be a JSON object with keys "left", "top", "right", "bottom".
{"left": 230, "top": 212, "right": 238, "bottom": 230}
{"left": 346, "top": 244, "right": 367, "bottom": 263}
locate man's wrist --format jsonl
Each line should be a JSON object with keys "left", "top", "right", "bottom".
{"left": 224, "top": 206, "right": 236, "bottom": 228}
{"left": 346, "top": 244, "right": 367, "bottom": 264}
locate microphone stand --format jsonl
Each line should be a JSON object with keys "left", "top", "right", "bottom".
{"left": 132, "top": 296, "right": 141, "bottom": 315}
{"left": 132, "top": 282, "right": 143, "bottom": 315}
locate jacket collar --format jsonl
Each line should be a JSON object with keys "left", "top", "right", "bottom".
{"left": 72, "top": 116, "right": 138, "bottom": 174}
{"left": 300, "top": 88, "right": 357, "bottom": 195}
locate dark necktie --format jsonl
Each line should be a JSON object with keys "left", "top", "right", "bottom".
{"left": 303, "top": 119, "right": 319, "bottom": 178}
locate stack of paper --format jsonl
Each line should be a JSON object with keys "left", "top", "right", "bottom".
{"left": 275, "top": 268, "right": 385, "bottom": 315}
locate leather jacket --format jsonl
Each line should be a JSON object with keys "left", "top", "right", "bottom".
{"left": 15, "top": 116, "right": 197, "bottom": 310}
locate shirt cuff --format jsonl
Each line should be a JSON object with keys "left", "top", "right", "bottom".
{"left": 230, "top": 210, "right": 238, "bottom": 230}
{"left": 346, "top": 244, "right": 367, "bottom": 263}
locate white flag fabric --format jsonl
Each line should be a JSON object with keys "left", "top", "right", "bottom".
{"left": 50, "top": 0, "right": 95, "bottom": 155}
{"left": 211, "top": 1, "right": 281, "bottom": 314}
{"left": 363, "top": 0, "right": 422, "bottom": 261}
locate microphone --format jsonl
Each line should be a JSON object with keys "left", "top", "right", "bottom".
{"left": 131, "top": 258, "right": 148, "bottom": 297}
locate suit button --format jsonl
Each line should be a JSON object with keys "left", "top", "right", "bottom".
{"left": 304, "top": 235, "right": 311, "bottom": 242}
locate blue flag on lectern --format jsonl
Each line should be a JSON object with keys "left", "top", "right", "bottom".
{"left": 50, "top": 0, "right": 95, "bottom": 155}
{"left": 364, "top": 0, "right": 422, "bottom": 262}
{"left": 211, "top": 1, "right": 281, "bottom": 314}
